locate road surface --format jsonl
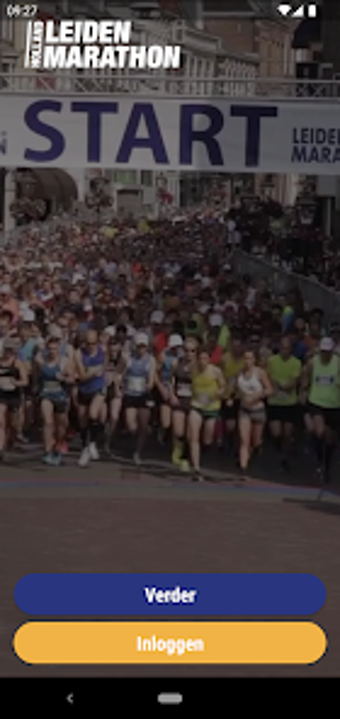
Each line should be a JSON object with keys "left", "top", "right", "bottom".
{"left": 0, "top": 439, "right": 339, "bottom": 676}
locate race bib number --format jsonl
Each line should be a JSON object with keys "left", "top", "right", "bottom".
{"left": 127, "top": 376, "right": 146, "bottom": 393}
{"left": 177, "top": 384, "right": 192, "bottom": 398}
{"left": 196, "top": 393, "right": 211, "bottom": 407}
{"left": 316, "top": 376, "right": 334, "bottom": 386}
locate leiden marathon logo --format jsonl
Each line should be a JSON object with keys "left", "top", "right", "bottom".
{"left": 24, "top": 19, "right": 181, "bottom": 71}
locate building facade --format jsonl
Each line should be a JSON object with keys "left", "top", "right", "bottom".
{"left": 201, "top": 0, "right": 300, "bottom": 205}
{"left": 291, "top": 0, "right": 340, "bottom": 234}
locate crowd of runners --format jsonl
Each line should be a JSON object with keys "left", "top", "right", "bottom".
{"left": 0, "top": 211, "right": 339, "bottom": 484}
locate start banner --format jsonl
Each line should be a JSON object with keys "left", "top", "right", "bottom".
{"left": 0, "top": 95, "right": 340, "bottom": 173}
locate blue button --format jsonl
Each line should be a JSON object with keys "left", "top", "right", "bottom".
{"left": 14, "top": 573, "right": 325, "bottom": 617}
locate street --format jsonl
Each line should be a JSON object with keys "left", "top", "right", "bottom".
{"left": 0, "top": 441, "right": 339, "bottom": 676}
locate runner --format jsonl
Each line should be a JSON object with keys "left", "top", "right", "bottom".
{"left": 0, "top": 210, "right": 336, "bottom": 488}
{"left": 267, "top": 336, "right": 302, "bottom": 472}
{"left": 237, "top": 351, "right": 272, "bottom": 478}
{"left": 123, "top": 332, "right": 156, "bottom": 465}
{"left": 155, "top": 333, "right": 183, "bottom": 444}
{"left": 188, "top": 347, "right": 225, "bottom": 482}
{"left": 105, "top": 335, "right": 127, "bottom": 452}
{"left": 221, "top": 332, "right": 244, "bottom": 453}
{"left": 0, "top": 338, "right": 27, "bottom": 460}
{"left": 35, "top": 336, "right": 74, "bottom": 465}
{"left": 17, "top": 309, "right": 38, "bottom": 442}
{"left": 170, "top": 337, "right": 197, "bottom": 472}
{"left": 301, "top": 337, "right": 340, "bottom": 483}
{"left": 75, "top": 329, "right": 106, "bottom": 468}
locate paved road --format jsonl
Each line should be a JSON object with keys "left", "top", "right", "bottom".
{"left": 0, "top": 440, "right": 339, "bottom": 677}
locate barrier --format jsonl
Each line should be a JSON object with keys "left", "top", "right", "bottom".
{"left": 232, "top": 250, "right": 340, "bottom": 321}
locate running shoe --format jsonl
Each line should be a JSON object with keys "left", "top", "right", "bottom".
{"left": 180, "top": 459, "right": 190, "bottom": 472}
{"left": 78, "top": 447, "right": 90, "bottom": 467}
{"left": 89, "top": 442, "right": 99, "bottom": 460}
{"left": 16, "top": 433, "right": 29, "bottom": 444}
{"left": 192, "top": 470, "right": 204, "bottom": 483}
{"left": 43, "top": 453, "right": 56, "bottom": 465}
{"left": 171, "top": 446, "right": 182, "bottom": 466}
{"left": 133, "top": 452, "right": 141, "bottom": 466}
{"left": 52, "top": 452, "right": 62, "bottom": 466}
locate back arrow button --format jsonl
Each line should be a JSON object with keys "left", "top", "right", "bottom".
{"left": 66, "top": 694, "right": 74, "bottom": 704}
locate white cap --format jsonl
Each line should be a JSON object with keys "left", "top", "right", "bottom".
{"left": 209, "top": 313, "right": 223, "bottom": 328}
{"left": 223, "top": 263, "right": 232, "bottom": 271}
{"left": 72, "top": 273, "right": 85, "bottom": 285}
{"left": 135, "top": 332, "right": 149, "bottom": 347}
{"left": 48, "top": 324, "right": 63, "bottom": 340}
{"left": 150, "top": 310, "right": 164, "bottom": 324}
{"left": 84, "top": 302, "right": 92, "bottom": 312}
{"left": 168, "top": 334, "right": 183, "bottom": 349}
{"left": 194, "top": 273, "right": 202, "bottom": 281}
{"left": 320, "top": 337, "right": 334, "bottom": 352}
{"left": 198, "top": 304, "right": 209, "bottom": 315}
{"left": 0, "top": 284, "right": 11, "bottom": 295}
{"left": 103, "top": 326, "right": 115, "bottom": 337}
{"left": 22, "top": 309, "right": 35, "bottom": 323}
{"left": 201, "top": 278, "right": 211, "bottom": 288}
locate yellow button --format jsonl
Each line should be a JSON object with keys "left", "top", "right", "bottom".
{"left": 13, "top": 622, "right": 326, "bottom": 665}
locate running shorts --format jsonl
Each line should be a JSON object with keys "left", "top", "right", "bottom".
{"left": 305, "top": 402, "right": 339, "bottom": 430}
{"left": 239, "top": 405, "right": 266, "bottom": 423}
{"left": 191, "top": 406, "right": 220, "bottom": 421}
{"left": 124, "top": 393, "right": 155, "bottom": 410}
{"left": 40, "top": 395, "right": 68, "bottom": 414}
{"left": 171, "top": 398, "right": 191, "bottom": 415}
{"left": 78, "top": 389, "right": 106, "bottom": 407}
{"left": 267, "top": 404, "right": 298, "bottom": 424}
{"left": 0, "top": 392, "right": 21, "bottom": 411}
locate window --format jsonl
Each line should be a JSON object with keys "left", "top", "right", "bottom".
{"left": 141, "top": 171, "right": 153, "bottom": 187}
{"left": 0, "top": 18, "right": 14, "bottom": 43}
{"left": 114, "top": 171, "right": 137, "bottom": 185}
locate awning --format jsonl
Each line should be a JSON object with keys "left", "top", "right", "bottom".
{"left": 20, "top": 169, "right": 78, "bottom": 209}
{"left": 292, "top": 17, "right": 321, "bottom": 49}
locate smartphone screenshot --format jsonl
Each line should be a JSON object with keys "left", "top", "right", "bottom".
{"left": 0, "top": 0, "right": 337, "bottom": 710}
